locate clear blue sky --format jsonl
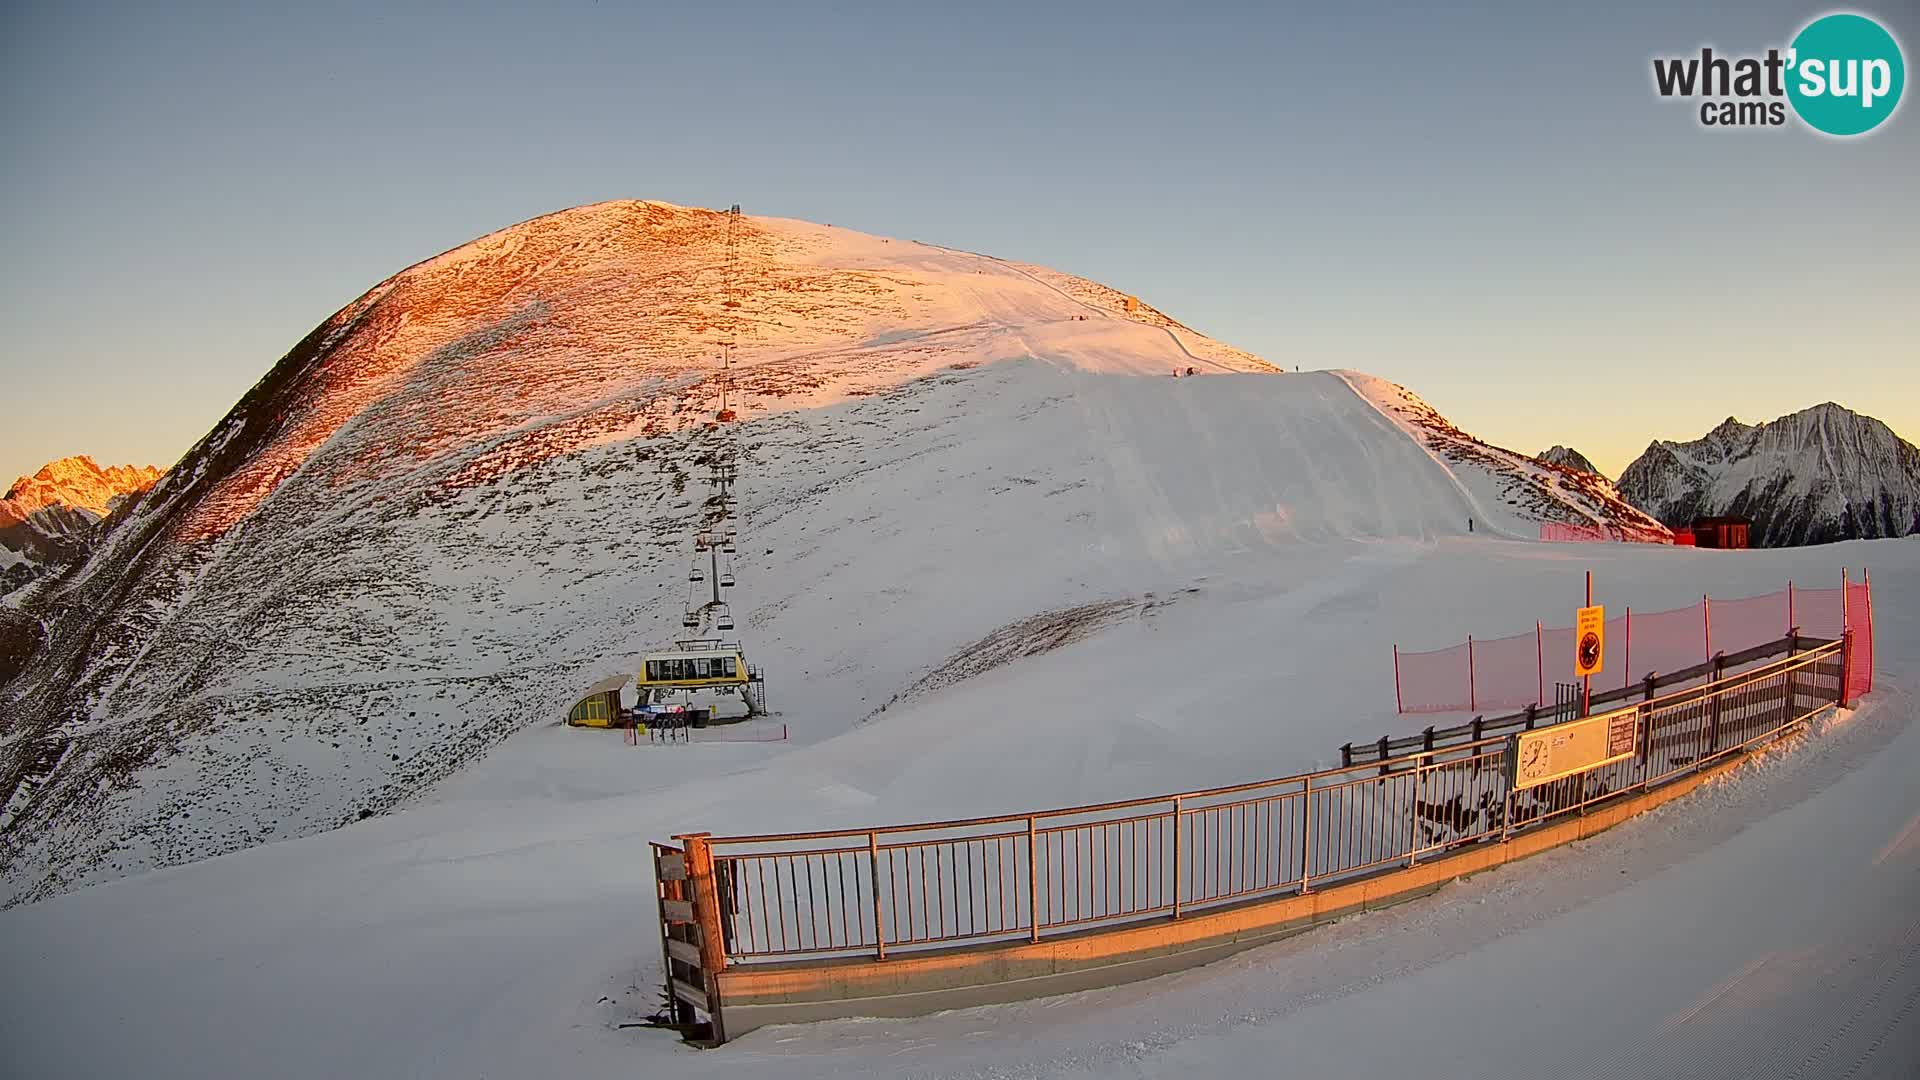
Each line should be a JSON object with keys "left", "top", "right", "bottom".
{"left": 3, "top": 1, "right": 1914, "bottom": 482}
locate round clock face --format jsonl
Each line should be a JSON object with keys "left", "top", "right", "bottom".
{"left": 1523, "top": 741, "right": 1546, "bottom": 773}
{"left": 1579, "top": 632, "right": 1601, "bottom": 671}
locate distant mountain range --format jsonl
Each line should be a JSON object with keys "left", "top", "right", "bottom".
{"left": 1, "top": 456, "right": 163, "bottom": 594}
{"left": 1618, "top": 403, "right": 1920, "bottom": 547}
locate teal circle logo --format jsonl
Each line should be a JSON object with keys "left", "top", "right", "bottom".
{"left": 1786, "top": 13, "right": 1905, "bottom": 135}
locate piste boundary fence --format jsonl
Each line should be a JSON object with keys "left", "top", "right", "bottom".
{"left": 651, "top": 586, "right": 1871, "bottom": 1044}
{"left": 1392, "top": 571, "right": 1874, "bottom": 716}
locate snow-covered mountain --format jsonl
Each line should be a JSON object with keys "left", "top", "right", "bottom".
{"left": 1618, "top": 404, "right": 1920, "bottom": 547}
{"left": 0, "top": 456, "right": 163, "bottom": 595}
{"left": 0, "top": 200, "right": 1659, "bottom": 905}
{"left": 1537, "top": 445, "right": 1600, "bottom": 476}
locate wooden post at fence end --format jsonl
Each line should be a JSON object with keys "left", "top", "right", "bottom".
{"left": 1840, "top": 629, "right": 1854, "bottom": 710}
{"left": 1025, "top": 817, "right": 1040, "bottom": 944}
{"left": 674, "top": 832, "right": 728, "bottom": 1043}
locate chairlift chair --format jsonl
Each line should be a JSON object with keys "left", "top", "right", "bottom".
{"left": 690, "top": 565, "right": 705, "bottom": 583}
{"left": 716, "top": 607, "right": 735, "bottom": 631}
{"left": 719, "top": 571, "right": 735, "bottom": 588}
{"left": 681, "top": 611, "right": 700, "bottom": 629}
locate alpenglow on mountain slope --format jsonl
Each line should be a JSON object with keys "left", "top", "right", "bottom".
{"left": 0, "top": 456, "right": 164, "bottom": 596}
{"left": 1619, "top": 403, "right": 1920, "bottom": 546}
{"left": 0, "top": 200, "right": 1660, "bottom": 905}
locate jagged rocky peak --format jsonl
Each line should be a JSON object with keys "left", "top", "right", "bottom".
{"left": 1536, "top": 445, "right": 1600, "bottom": 475}
{"left": 1, "top": 456, "right": 166, "bottom": 595}
{"left": 1, "top": 455, "right": 165, "bottom": 527}
{"left": 1617, "top": 402, "right": 1920, "bottom": 547}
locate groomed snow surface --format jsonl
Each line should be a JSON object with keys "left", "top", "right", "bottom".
{"left": 2, "top": 535, "right": 1914, "bottom": 1079}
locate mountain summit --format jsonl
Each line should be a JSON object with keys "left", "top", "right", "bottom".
{"left": 1536, "top": 446, "right": 1600, "bottom": 476}
{"left": 1, "top": 201, "right": 1657, "bottom": 903}
{"left": 1, "top": 456, "right": 163, "bottom": 595}
{"left": 1, "top": 455, "right": 163, "bottom": 525}
{"left": 1618, "top": 402, "right": 1920, "bottom": 546}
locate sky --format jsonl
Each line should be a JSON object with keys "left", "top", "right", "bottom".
{"left": 2, "top": 1, "right": 1915, "bottom": 483}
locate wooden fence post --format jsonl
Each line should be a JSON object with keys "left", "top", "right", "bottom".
{"left": 676, "top": 832, "right": 728, "bottom": 1044}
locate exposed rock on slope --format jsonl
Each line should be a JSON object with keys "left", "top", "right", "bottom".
{"left": 1342, "top": 374, "right": 1669, "bottom": 540}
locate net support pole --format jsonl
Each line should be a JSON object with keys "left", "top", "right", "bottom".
{"left": 1866, "top": 574, "right": 1875, "bottom": 694}
{"left": 1536, "top": 621, "right": 1545, "bottom": 707}
{"left": 1393, "top": 644, "right": 1403, "bottom": 714}
{"left": 1624, "top": 606, "right": 1632, "bottom": 691}
{"left": 1702, "top": 593, "right": 1713, "bottom": 669}
{"left": 1467, "top": 635, "right": 1477, "bottom": 713}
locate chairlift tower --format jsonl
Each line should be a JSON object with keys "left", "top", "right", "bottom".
{"left": 661, "top": 203, "right": 764, "bottom": 716}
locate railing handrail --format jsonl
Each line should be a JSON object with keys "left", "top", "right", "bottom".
{"left": 701, "top": 638, "right": 1843, "bottom": 850}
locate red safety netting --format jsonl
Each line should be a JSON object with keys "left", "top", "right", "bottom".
{"left": 1393, "top": 576, "right": 1876, "bottom": 714}
{"left": 1395, "top": 641, "right": 1471, "bottom": 714}
{"left": 1707, "top": 591, "right": 1792, "bottom": 656}
{"left": 1539, "top": 522, "right": 1672, "bottom": 544}
{"left": 1847, "top": 579, "right": 1874, "bottom": 699}
{"left": 1796, "top": 586, "right": 1845, "bottom": 641}
{"left": 1619, "top": 602, "right": 1711, "bottom": 684}
{"left": 1471, "top": 631, "right": 1543, "bottom": 712}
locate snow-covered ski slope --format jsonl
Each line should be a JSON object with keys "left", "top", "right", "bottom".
{"left": 2, "top": 201, "right": 1656, "bottom": 904}
{"left": 0, "top": 537, "right": 1911, "bottom": 1079}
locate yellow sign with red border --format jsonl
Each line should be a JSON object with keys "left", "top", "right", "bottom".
{"left": 1574, "top": 604, "right": 1605, "bottom": 677}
